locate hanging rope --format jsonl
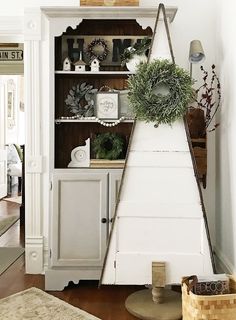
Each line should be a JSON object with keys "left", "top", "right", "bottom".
{"left": 148, "top": 3, "right": 175, "bottom": 64}
{"left": 100, "top": 3, "right": 175, "bottom": 286}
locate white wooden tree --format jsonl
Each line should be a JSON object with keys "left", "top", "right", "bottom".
{"left": 101, "top": 4, "right": 214, "bottom": 319}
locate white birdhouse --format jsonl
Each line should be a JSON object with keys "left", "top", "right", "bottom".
{"left": 74, "top": 52, "right": 86, "bottom": 72}
{"left": 74, "top": 60, "right": 86, "bottom": 72}
{"left": 63, "top": 57, "right": 72, "bottom": 71}
{"left": 90, "top": 58, "right": 100, "bottom": 72}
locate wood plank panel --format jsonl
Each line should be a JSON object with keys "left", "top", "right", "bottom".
{"left": 116, "top": 253, "right": 204, "bottom": 285}
{"left": 117, "top": 218, "right": 202, "bottom": 253}
{"left": 80, "top": 0, "right": 139, "bottom": 6}
{"left": 116, "top": 202, "right": 203, "bottom": 218}
{"left": 127, "top": 151, "right": 192, "bottom": 168}
{"left": 130, "top": 120, "right": 189, "bottom": 152}
{"left": 55, "top": 122, "right": 133, "bottom": 168}
{"left": 55, "top": 19, "right": 152, "bottom": 70}
{"left": 120, "top": 167, "right": 200, "bottom": 203}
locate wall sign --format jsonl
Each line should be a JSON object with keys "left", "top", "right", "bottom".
{"left": 62, "top": 35, "right": 148, "bottom": 66}
{"left": 96, "top": 92, "right": 119, "bottom": 119}
{"left": 0, "top": 50, "right": 23, "bottom": 61}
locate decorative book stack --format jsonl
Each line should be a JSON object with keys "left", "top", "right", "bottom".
{"left": 194, "top": 274, "right": 229, "bottom": 296}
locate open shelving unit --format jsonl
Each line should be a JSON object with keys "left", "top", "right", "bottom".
{"left": 54, "top": 19, "right": 152, "bottom": 169}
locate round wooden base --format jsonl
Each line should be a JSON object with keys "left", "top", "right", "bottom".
{"left": 125, "top": 288, "right": 182, "bottom": 320}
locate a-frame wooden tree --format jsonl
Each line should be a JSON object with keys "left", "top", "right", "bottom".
{"left": 101, "top": 5, "right": 215, "bottom": 318}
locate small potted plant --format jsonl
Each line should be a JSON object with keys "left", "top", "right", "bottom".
{"left": 120, "top": 37, "right": 151, "bottom": 73}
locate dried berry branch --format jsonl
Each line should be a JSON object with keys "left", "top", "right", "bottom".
{"left": 194, "top": 64, "right": 221, "bottom": 130}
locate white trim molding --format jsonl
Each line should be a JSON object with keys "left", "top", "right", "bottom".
{"left": 24, "top": 8, "right": 42, "bottom": 41}
{"left": 214, "top": 246, "right": 235, "bottom": 274}
{"left": 42, "top": 6, "right": 177, "bottom": 35}
{"left": 24, "top": 8, "right": 44, "bottom": 274}
{"left": 26, "top": 156, "right": 43, "bottom": 173}
{"left": 25, "top": 237, "right": 44, "bottom": 274}
{"left": 41, "top": 6, "right": 177, "bottom": 22}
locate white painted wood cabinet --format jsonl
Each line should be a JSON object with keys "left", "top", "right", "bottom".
{"left": 45, "top": 169, "right": 122, "bottom": 290}
{"left": 44, "top": 8, "right": 177, "bottom": 290}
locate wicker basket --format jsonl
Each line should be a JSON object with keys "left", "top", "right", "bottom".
{"left": 182, "top": 276, "right": 236, "bottom": 320}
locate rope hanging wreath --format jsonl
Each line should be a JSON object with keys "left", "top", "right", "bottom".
{"left": 87, "top": 38, "right": 109, "bottom": 61}
{"left": 128, "top": 59, "right": 193, "bottom": 125}
{"left": 92, "top": 132, "right": 124, "bottom": 160}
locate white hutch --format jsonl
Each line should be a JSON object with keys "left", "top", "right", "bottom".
{"left": 23, "top": 6, "right": 177, "bottom": 290}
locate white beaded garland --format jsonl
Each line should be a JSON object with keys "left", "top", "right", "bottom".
{"left": 59, "top": 115, "right": 127, "bottom": 126}
{"left": 94, "top": 116, "right": 125, "bottom": 127}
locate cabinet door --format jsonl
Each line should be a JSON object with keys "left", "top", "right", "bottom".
{"left": 51, "top": 172, "right": 108, "bottom": 267}
{"left": 109, "top": 170, "right": 122, "bottom": 234}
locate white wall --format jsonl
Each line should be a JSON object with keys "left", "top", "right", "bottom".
{"left": 1, "top": 0, "right": 80, "bottom": 16}
{"left": 215, "top": 0, "right": 236, "bottom": 273}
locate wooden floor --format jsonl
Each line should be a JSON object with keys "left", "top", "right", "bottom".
{"left": 0, "top": 199, "right": 141, "bottom": 319}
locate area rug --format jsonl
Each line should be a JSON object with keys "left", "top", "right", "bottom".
{"left": 0, "top": 215, "right": 19, "bottom": 236}
{"left": 0, "top": 247, "right": 24, "bottom": 275}
{"left": 3, "top": 196, "right": 22, "bottom": 205}
{"left": 0, "top": 287, "right": 101, "bottom": 320}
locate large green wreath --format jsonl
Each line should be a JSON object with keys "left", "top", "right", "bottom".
{"left": 92, "top": 132, "right": 124, "bottom": 160}
{"left": 128, "top": 59, "right": 193, "bottom": 125}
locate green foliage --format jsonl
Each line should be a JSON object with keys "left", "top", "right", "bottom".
{"left": 128, "top": 59, "right": 193, "bottom": 125}
{"left": 65, "top": 82, "right": 97, "bottom": 117}
{"left": 92, "top": 132, "right": 124, "bottom": 160}
{"left": 120, "top": 37, "right": 151, "bottom": 66}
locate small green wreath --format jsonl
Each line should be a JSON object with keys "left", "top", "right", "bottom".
{"left": 92, "top": 132, "right": 124, "bottom": 160}
{"left": 87, "top": 38, "right": 109, "bottom": 61}
{"left": 65, "top": 82, "right": 97, "bottom": 117}
{"left": 128, "top": 59, "right": 193, "bottom": 125}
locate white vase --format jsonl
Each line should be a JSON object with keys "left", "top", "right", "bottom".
{"left": 126, "top": 54, "right": 147, "bottom": 73}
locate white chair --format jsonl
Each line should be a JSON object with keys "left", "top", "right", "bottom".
{"left": 7, "top": 144, "right": 22, "bottom": 195}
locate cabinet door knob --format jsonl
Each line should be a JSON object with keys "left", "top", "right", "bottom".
{"left": 101, "top": 218, "right": 107, "bottom": 223}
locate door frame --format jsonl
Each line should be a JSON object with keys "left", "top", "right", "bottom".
{"left": 0, "top": 12, "right": 45, "bottom": 274}
{"left": 0, "top": 18, "right": 24, "bottom": 199}
{"left": 0, "top": 80, "right": 7, "bottom": 199}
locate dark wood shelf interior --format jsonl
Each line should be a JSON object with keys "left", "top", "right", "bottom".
{"left": 55, "top": 73, "right": 129, "bottom": 118}
{"left": 54, "top": 19, "right": 152, "bottom": 169}
{"left": 55, "top": 122, "right": 133, "bottom": 168}
{"left": 55, "top": 19, "right": 152, "bottom": 70}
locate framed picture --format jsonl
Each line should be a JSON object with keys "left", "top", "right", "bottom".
{"left": 7, "top": 79, "right": 15, "bottom": 129}
{"left": 96, "top": 92, "right": 119, "bottom": 120}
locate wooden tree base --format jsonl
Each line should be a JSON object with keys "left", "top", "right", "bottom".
{"left": 125, "top": 288, "right": 182, "bottom": 320}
